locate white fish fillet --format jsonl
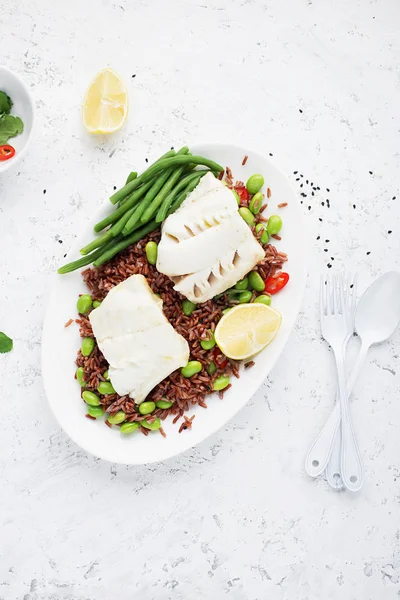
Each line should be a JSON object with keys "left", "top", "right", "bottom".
{"left": 89, "top": 274, "right": 189, "bottom": 403}
{"left": 157, "top": 172, "right": 265, "bottom": 303}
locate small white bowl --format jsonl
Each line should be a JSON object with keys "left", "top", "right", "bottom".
{"left": 0, "top": 67, "right": 35, "bottom": 173}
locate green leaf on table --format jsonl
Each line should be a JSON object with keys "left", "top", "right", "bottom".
{"left": 0, "top": 114, "right": 24, "bottom": 145}
{"left": 0, "top": 332, "right": 13, "bottom": 354}
{"left": 0, "top": 90, "right": 13, "bottom": 115}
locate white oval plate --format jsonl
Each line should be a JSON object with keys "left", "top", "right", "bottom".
{"left": 42, "top": 143, "right": 308, "bottom": 464}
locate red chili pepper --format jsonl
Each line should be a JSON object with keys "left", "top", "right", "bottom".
{"left": 264, "top": 272, "right": 289, "bottom": 295}
{"left": 234, "top": 185, "right": 249, "bottom": 203}
{"left": 212, "top": 347, "right": 228, "bottom": 369}
{"left": 0, "top": 145, "right": 16, "bottom": 161}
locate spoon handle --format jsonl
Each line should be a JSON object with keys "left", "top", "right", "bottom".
{"left": 326, "top": 343, "right": 369, "bottom": 489}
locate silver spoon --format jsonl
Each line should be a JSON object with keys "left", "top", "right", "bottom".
{"left": 306, "top": 272, "right": 400, "bottom": 490}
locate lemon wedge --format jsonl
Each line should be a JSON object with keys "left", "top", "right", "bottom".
{"left": 83, "top": 68, "right": 128, "bottom": 134}
{"left": 215, "top": 303, "right": 282, "bottom": 360}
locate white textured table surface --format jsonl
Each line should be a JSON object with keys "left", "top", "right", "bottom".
{"left": 1, "top": 1, "right": 400, "bottom": 598}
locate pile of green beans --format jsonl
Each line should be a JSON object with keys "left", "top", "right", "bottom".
{"left": 58, "top": 147, "right": 223, "bottom": 274}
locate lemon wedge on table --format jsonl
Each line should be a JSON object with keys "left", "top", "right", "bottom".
{"left": 83, "top": 68, "right": 128, "bottom": 134}
{"left": 215, "top": 303, "right": 282, "bottom": 360}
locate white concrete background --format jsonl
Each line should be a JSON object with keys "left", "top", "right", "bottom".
{"left": 1, "top": 0, "right": 400, "bottom": 598}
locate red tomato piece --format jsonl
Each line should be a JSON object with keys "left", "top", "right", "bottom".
{"left": 234, "top": 185, "right": 249, "bottom": 203}
{"left": 0, "top": 145, "right": 15, "bottom": 161}
{"left": 212, "top": 347, "right": 228, "bottom": 369}
{"left": 264, "top": 272, "right": 289, "bottom": 295}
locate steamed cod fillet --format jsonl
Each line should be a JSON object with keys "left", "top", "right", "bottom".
{"left": 156, "top": 172, "right": 265, "bottom": 303}
{"left": 89, "top": 274, "right": 189, "bottom": 403}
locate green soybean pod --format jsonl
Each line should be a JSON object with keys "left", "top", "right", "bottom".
{"left": 92, "top": 300, "right": 102, "bottom": 309}
{"left": 88, "top": 406, "right": 105, "bottom": 418}
{"left": 145, "top": 241, "right": 158, "bottom": 265}
{"left": 82, "top": 391, "right": 101, "bottom": 406}
{"left": 182, "top": 299, "right": 196, "bottom": 316}
{"left": 246, "top": 174, "right": 264, "bottom": 195}
{"left": 234, "top": 277, "right": 249, "bottom": 290}
{"left": 239, "top": 290, "right": 253, "bottom": 303}
{"left": 207, "top": 361, "right": 217, "bottom": 375}
{"left": 256, "top": 223, "right": 270, "bottom": 245}
{"left": 98, "top": 381, "right": 116, "bottom": 395}
{"left": 156, "top": 399, "right": 173, "bottom": 409}
{"left": 249, "top": 192, "right": 263, "bottom": 215}
{"left": 107, "top": 411, "right": 126, "bottom": 425}
{"left": 120, "top": 422, "right": 140, "bottom": 434}
{"left": 141, "top": 417, "right": 161, "bottom": 431}
{"left": 181, "top": 361, "right": 202, "bottom": 378}
{"left": 103, "top": 370, "right": 110, "bottom": 380}
{"left": 76, "top": 367, "right": 86, "bottom": 388}
{"left": 77, "top": 294, "right": 92, "bottom": 315}
{"left": 248, "top": 271, "right": 265, "bottom": 292}
{"left": 138, "top": 401, "right": 156, "bottom": 415}
{"left": 200, "top": 331, "right": 216, "bottom": 350}
{"left": 267, "top": 215, "right": 283, "bottom": 235}
{"left": 239, "top": 207, "right": 255, "bottom": 227}
{"left": 81, "top": 337, "right": 95, "bottom": 357}
{"left": 253, "top": 294, "right": 272, "bottom": 306}
{"left": 213, "top": 375, "right": 230, "bottom": 391}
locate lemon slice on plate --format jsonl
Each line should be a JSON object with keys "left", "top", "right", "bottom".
{"left": 215, "top": 303, "right": 282, "bottom": 360}
{"left": 83, "top": 68, "right": 128, "bottom": 134}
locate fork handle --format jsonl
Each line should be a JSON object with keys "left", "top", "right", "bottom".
{"left": 305, "top": 403, "right": 341, "bottom": 477}
{"left": 326, "top": 344, "right": 368, "bottom": 490}
{"left": 335, "top": 351, "right": 364, "bottom": 492}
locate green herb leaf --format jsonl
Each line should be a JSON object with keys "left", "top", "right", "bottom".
{"left": 0, "top": 332, "right": 13, "bottom": 353}
{"left": 0, "top": 90, "right": 13, "bottom": 115}
{"left": 0, "top": 114, "right": 24, "bottom": 145}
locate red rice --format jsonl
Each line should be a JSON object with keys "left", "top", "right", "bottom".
{"left": 278, "top": 202, "right": 288, "bottom": 208}
{"left": 242, "top": 155, "right": 248, "bottom": 166}
{"left": 64, "top": 318, "right": 73, "bottom": 328}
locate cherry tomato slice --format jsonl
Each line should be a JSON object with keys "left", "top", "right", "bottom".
{"left": 234, "top": 185, "right": 249, "bottom": 203}
{"left": 0, "top": 145, "right": 16, "bottom": 161}
{"left": 264, "top": 272, "right": 290, "bottom": 295}
{"left": 212, "top": 347, "right": 228, "bottom": 369}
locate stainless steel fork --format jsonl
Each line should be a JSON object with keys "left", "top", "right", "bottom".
{"left": 305, "top": 274, "right": 363, "bottom": 492}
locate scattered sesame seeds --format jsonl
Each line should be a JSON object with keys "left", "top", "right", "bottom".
{"left": 132, "top": 74, "right": 136, "bottom": 78}
{"left": 306, "top": 180, "right": 309, "bottom": 184}
{"left": 308, "top": 206, "right": 311, "bottom": 210}
{"left": 331, "top": 257, "right": 335, "bottom": 261}
{"left": 353, "top": 204, "right": 356, "bottom": 209}
{"left": 321, "top": 202, "right": 325, "bottom": 206}
{"left": 388, "top": 230, "right": 392, "bottom": 234}
{"left": 300, "top": 183, "right": 303, "bottom": 188}
{"left": 145, "top": 158, "right": 149, "bottom": 163}
{"left": 63, "top": 253, "right": 67, "bottom": 258}
{"left": 300, "top": 174, "right": 304, "bottom": 178}
{"left": 170, "top": 146, "right": 174, "bottom": 150}
{"left": 293, "top": 171, "right": 298, "bottom": 175}
{"left": 327, "top": 264, "right": 332, "bottom": 269}
{"left": 113, "top": 185, "right": 117, "bottom": 190}
{"left": 366, "top": 251, "right": 371, "bottom": 255}
{"left": 392, "top": 196, "right": 396, "bottom": 200}
{"left": 43, "top": 189, "right": 46, "bottom": 194}
{"left": 269, "top": 153, "right": 273, "bottom": 156}
{"left": 319, "top": 218, "right": 323, "bottom": 222}
{"left": 324, "top": 249, "right": 328, "bottom": 252}
{"left": 316, "top": 236, "right": 320, "bottom": 240}
{"left": 296, "top": 177, "right": 300, "bottom": 181}
{"left": 312, "top": 191, "right": 315, "bottom": 196}
{"left": 299, "top": 109, "right": 303, "bottom": 113}
{"left": 369, "top": 170, "right": 373, "bottom": 175}
{"left": 326, "top": 188, "right": 330, "bottom": 192}
{"left": 58, "top": 239, "right": 63, "bottom": 244}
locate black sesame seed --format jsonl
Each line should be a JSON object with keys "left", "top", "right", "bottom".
{"left": 293, "top": 171, "right": 298, "bottom": 175}
{"left": 296, "top": 178, "right": 300, "bottom": 181}
{"left": 299, "top": 109, "right": 303, "bottom": 113}
{"left": 145, "top": 158, "right": 149, "bottom": 163}
{"left": 316, "top": 236, "right": 320, "bottom": 240}
{"left": 353, "top": 204, "right": 356, "bottom": 209}
{"left": 58, "top": 239, "right": 63, "bottom": 244}
{"left": 113, "top": 185, "right": 117, "bottom": 190}
{"left": 366, "top": 251, "right": 371, "bottom": 255}
{"left": 312, "top": 191, "right": 315, "bottom": 196}
{"left": 369, "top": 170, "right": 373, "bottom": 175}
{"left": 43, "top": 189, "right": 47, "bottom": 194}
{"left": 306, "top": 180, "right": 309, "bottom": 184}
{"left": 327, "top": 264, "right": 332, "bottom": 269}
{"left": 308, "top": 206, "right": 311, "bottom": 210}
{"left": 388, "top": 230, "right": 392, "bottom": 234}
{"left": 321, "top": 202, "right": 325, "bottom": 206}
{"left": 300, "top": 201, "right": 303, "bottom": 204}
{"left": 392, "top": 196, "right": 396, "bottom": 200}
{"left": 170, "top": 146, "right": 174, "bottom": 150}
{"left": 317, "top": 187, "right": 320, "bottom": 190}
{"left": 331, "top": 257, "right": 335, "bottom": 261}
{"left": 325, "top": 239, "right": 330, "bottom": 243}
{"left": 324, "top": 249, "right": 328, "bottom": 252}
{"left": 300, "top": 174, "right": 304, "bottom": 178}
{"left": 326, "top": 188, "right": 330, "bottom": 192}
{"left": 63, "top": 253, "right": 67, "bottom": 258}
{"left": 350, "top": 284, "right": 354, "bottom": 289}
{"left": 300, "top": 183, "right": 303, "bottom": 188}
{"left": 131, "top": 74, "right": 136, "bottom": 78}
{"left": 269, "top": 153, "right": 273, "bottom": 156}
{"left": 319, "top": 218, "right": 323, "bottom": 222}
{"left": 311, "top": 182, "right": 314, "bottom": 186}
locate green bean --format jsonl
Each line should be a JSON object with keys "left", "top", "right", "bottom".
{"left": 126, "top": 171, "right": 137, "bottom": 185}
{"left": 58, "top": 238, "right": 118, "bottom": 274}
{"left": 255, "top": 222, "right": 269, "bottom": 245}
{"left": 249, "top": 192, "right": 263, "bottom": 214}
{"left": 246, "top": 174, "right": 264, "bottom": 195}
{"left": 239, "top": 290, "right": 253, "bottom": 303}
{"left": 110, "top": 152, "right": 222, "bottom": 205}
{"left": 156, "top": 399, "right": 173, "bottom": 409}
{"left": 182, "top": 299, "right": 196, "bottom": 316}
{"left": 76, "top": 294, "right": 92, "bottom": 315}
{"left": 138, "top": 401, "right": 156, "bottom": 415}
{"left": 145, "top": 241, "right": 158, "bottom": 265}
{"left": 93, "top": 220, "right": 160, "bottom": 267}
{"left": 232, "top": 190, "right": 240, "bottom": 205}
{"left": 120, "top": 422, "right": 140, "bottom": 434}
{"left": 181, "top": 360, "right": 202, "bottom": 378}
{"left": 200, "top": 331, "right": 216, "bottom": 350}
{"left": 253, "top": 294, "right": 272, "bottom": 306}
{"left": 88, "top": 406, "right": 104, "bottom": 418}
{"left": 82, "top": 390, "right": 101, "bottom": 406}
{"left": 122, "top": 169, "right": 175, "bottom": 233}
{"left": 80, "top": 230, "right": 114, "bottom": 255}
{"left": 239, "top": 207, "right": 255, "bottom": 227}
{"left": 76, "top": 367, "right": 86, "bottom": 387}
{"left": 248, "top": 271, "right": 265, "bottom": 292}
{"left": 267, "top": 215, "right": 282, "bottom": 235}
{"left": 207, "top": 361, "right": 217, "bottom": 375}
{"left": 156, "top": 171, "right": 207, "bottom": 222}
{"left": 141, "top": 417, "right": 161, "bottom": 430}
{"left": 213, "top": 375, "right": 230, "bottom": 391}
{"left": 140, "top": 147, "right": 189, "bottom": 223}
{"left": 98, "top": 381, "right": 115, "bottom": 395}
{"left": 235, "top": 277, "right": 249, "bottom": 290}
{"left": 110, "top": 150, "right": 177, "bottom": 204}
{"left": 109, "top": 204, "right": 139, "bottom": 237}
{"left": 92, "top": 300, "right": 102, "bottom": 309}
{"left": 81, "top": 337, "right": 95, "bottom": 357}
{"left": 103, "top": 369, "right": 109, "bottom": 380}
{"left": 94, "top": 179, "right": 154, "bottom": 232}
{"left": 107, "top": 411, "right": 126, "bottom": 425}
